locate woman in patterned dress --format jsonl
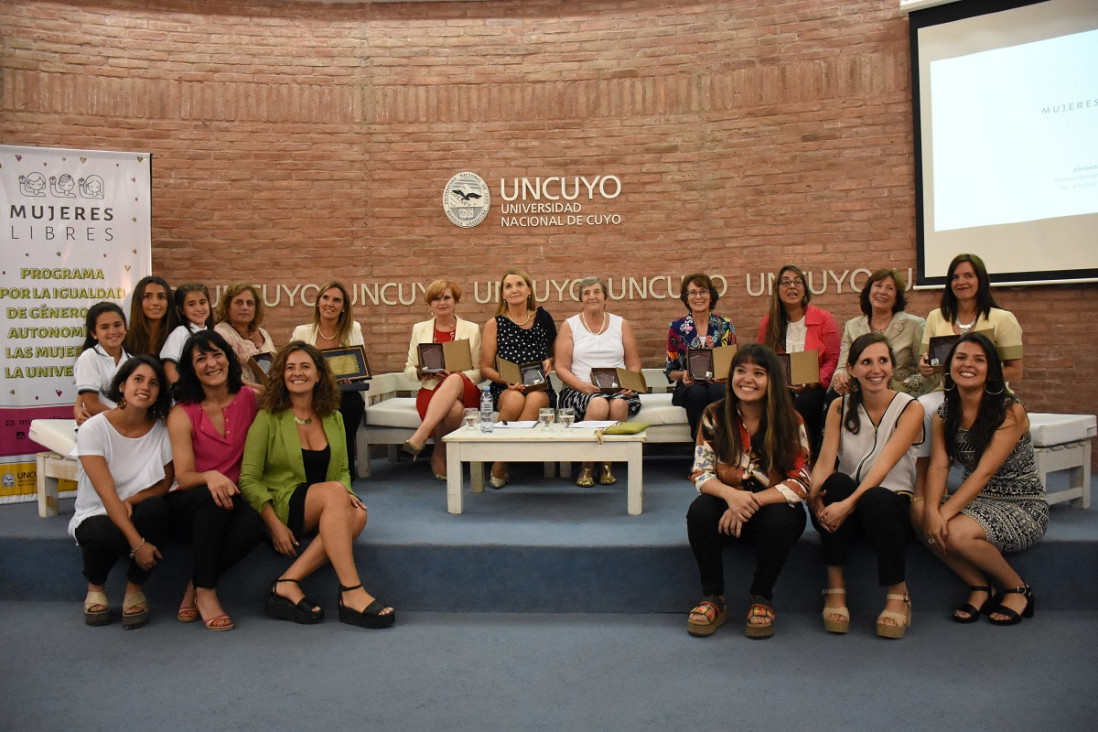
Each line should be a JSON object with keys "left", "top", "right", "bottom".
{"left": 664, "top": 273, "right": 737, "bottom": 441}
{"left": 555, "top": 276, "right": 642, "bottom": 487}
{"left": 479, "top": 269, "right": 557, "bottom": 488}
{"left": 920, "top": 332, "right": 1047, "bottom": 625}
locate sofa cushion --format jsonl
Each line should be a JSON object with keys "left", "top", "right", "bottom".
{"left": 364, "top": 397, "right": 422, "bottom": 429}
{"left": 1027, "top": 413, "right": 1096, "bottom": 448}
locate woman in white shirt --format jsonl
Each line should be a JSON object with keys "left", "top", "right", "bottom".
{"left": 69, "top": 354, "right": 174, "bottom": 630}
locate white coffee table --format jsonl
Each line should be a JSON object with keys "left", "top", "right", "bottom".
{"left": 442, "top": 426, "right": 647, "bottom": 515}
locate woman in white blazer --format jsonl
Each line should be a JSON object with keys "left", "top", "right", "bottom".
{"left": 291, "top": 281, "right": 367, "bottom": 477}
{"left": 402, "top": 280, "right": 482, "bottom": 479}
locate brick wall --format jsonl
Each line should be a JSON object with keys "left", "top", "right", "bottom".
{"left": 2, "top": 0, "right": 1096, "bottom": 419}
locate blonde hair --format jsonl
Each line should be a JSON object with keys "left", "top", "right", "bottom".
{"left": 494, "top": 268, "right": 537, "bottom": 316}
{"left": 423, "top": 279, "right": 463, "bottom": 306}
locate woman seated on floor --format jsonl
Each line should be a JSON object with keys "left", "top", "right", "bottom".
{"left": 808, "top": 333, "right": 924, "bottom": 639}
{"left": 240, "top": 341, "right": 394, "bottom": 629}
{"left": 69, "top": 354, "right": 174, "bottom": 630}
{"left": 166, "top": 330, "right": 266, "bottom": 632}
{"left": 916, "top": 332, "right": 1047, "bottom": 626}
{"left": 685, "top": 344, "right": 810, "bottom": 640}
{"left": 401, "top": 279, "right": 482, "bottom": 480}
{"left": 479, "top": 268, "right": 557, "bottom": 488}
{"left": 664, "top": 272, "right": 738, "bottom": 441}
{"left": 555, "top": 276, "right": 643, "bottom": 487}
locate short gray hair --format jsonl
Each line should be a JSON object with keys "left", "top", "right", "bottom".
{"left": 577, "top": 276, "right": 608, "bottom": 298}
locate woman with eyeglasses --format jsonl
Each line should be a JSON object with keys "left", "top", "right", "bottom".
{"left": 758, "top": 264, "right": 840, "bottom": 456}
{"left": 664, "top": 273, "right": 738, "bottom": 441}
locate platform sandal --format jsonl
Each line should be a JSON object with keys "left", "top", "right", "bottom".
{"left": 686, "top": 595, "right": 727, "bottom": 637}
{"left": 122, "top": 590, "right": 150, "bottom": 630}
{"left": 988, "top": 585, "right": 1034, "bottom": 626}
{"left": 265, "top": 578, "right": 324, "bottom": 624}
{"left": 821, "top": 588, "right": 849, "bottom": 634}
{"left": 876, "top": 593, "right": 911, "bottom": 639}
{"left": 338, "top": 584, "right": 395, "bottom": 629}
{"left": 953, "top": 585, "right": 992, "bottom": 624}
{"left": 84, "top": 589, "right": 111, "bottom": 627}
{"left": 745, "top": 595, "right": 775, "bottom": 639}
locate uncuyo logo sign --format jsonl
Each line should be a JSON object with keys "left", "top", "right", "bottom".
{"left": 442, "top": 171, "right": 490, "bottom": 228}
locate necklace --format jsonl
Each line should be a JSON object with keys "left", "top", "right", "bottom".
{"left": 581, "top": 311, "right": 608, "bottom": 336}
{"left": 293, "top": 414, "right": 313, "bottom": 426}
{"left": 317, "top": 325, "right": 338, "bottom": 341}
{"left": 870, "top": 315, "right": 891, "bottom": 333}
{"left": 955, "top": 316, "right": 977, "bottom": 333}
{"left": 509, "top": 309, "right": 531, "bottom": 327}
{"left": 434, "top": 319, "right": 457, "bottom": 341}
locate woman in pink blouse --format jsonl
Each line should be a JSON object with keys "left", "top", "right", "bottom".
{"left": 166, "top": 329, "right": 265, "bottom": 631}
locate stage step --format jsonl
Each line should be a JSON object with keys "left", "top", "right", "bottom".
{"left": 3, "top": 454, "right": 1095, "bottom": 613}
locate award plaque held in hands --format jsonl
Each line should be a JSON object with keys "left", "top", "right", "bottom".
{"left": 496, "top": 357, "right": 548, "bottom": 391}
{"left": 591, "top": 368, "right": 648, "bottom": 394}
{"left": 777, "top": 349, "right": 820, "bottom": 388}
{"left": 419, "top": 340, "right": 474, "bottom": 375}
{"left": 321, "top": 345, "right": 372, "bottom": 381}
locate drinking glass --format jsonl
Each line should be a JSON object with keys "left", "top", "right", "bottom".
{"left": 463, "top": 408, "right": 479, "bottom": 428}
{"left": 559, "top": 407, "right": 575, "bottom": 429}
{"left": 538, "top": 407, "right": 555, "bottom": 429}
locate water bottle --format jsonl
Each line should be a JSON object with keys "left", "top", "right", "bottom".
{"left": 479, "top": 384, "right": 494, "bottom": 433}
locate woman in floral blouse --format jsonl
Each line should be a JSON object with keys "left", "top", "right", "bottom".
{"left": 664, "top": 273, "right": 737, "bottom": 441}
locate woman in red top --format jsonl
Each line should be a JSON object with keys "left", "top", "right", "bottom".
{"left": 757, "top": 264, "right": 840, "bottom": 456}
{"left": 166, "top": 329, "right": 265, "bottom": 631}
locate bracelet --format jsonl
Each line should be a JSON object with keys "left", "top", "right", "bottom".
{"left": 911, "top": 497, "right": 924, "bottom": 504}
{"left": 129, "top": 538, "right": 146, "bottom": 559}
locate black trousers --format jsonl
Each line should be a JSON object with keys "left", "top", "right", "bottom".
{"left": 672, "top": 381, "right": 726, "bottom": 442}
{"left": 340, "top": 389, "right": 366, "bottom": 477}
{"left": 686, "top": 492, "right": 806, "bottom": 599}
{"left": 793, "top": 385, "right": 826, "bottom": 458}
{"left": 167, "top": 487, "right": 265, "bottom": 589}
{"left": 810, "top": 472, "right": 914, "bottom": 587}
{"left": 74, "top": 496, "right": 169, "bottom": 587}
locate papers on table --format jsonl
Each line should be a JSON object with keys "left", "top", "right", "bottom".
{"left": 492, "top": 420, "right": 538, "bottom": 429}
{"left": 572, "top": 420, "right": 618, "bottom": 429}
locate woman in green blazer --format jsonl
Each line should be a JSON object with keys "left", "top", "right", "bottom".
{"left": 240, "top": 341, "right": 394, "bottom": 629}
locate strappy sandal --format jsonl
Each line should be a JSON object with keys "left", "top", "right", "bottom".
{"left": 821, "top": 588, "right": 849, "bottom": 634}
{"left": 203, "top": 613, "right": 235, "bottom": 632}
{"left": 598, "top": 464, "right": 617, "bottom": 486}
{"left": 686, "top": 595, "right": 727, "bottom": 637}
{"left": 122, "top": 590, "right": 150, "bottom": 630}
{"left": 953, "top": 585, "right": 992, "bottom": 624}
{"left": 177, "top": 584, "right": 198, "bottom": 623}
{"left": 988, "top": 584, "right": 1034, "bottom": 626}
{"left": 84, "top": 590, "right": 111, "bottom": 627}
{"left": 265, "top": 578, "right": 324, "bottom": 624}
{"left": 338, "top": 583, "right": 395, "bottom": 629}
{"left": 745, "top": 595, "right": 775, "bottom": 639}
{"left": 576, "top": 467, "right": 595, "bottom": 488}
{"left": 876, "top": 593, "right": 911, "bottom": 639}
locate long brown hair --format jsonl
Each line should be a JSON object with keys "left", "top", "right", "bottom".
{"left": 713, "top": 344, "right": 802, "bottom": 477}
{"left": 260, "top": 341, "right": 340, "bottom": 417}
{"left": 311, "top": 281, "right": 355, "bottom": 345}
{"left": 763, "top": 265, "right": 809, "bottom": 352}
{"left": 124, "top": 275, "right": 176, "bottom": 356}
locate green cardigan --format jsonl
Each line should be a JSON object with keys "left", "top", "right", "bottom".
{"left": 240, "top": 408, "right": 352, "bottom": 524}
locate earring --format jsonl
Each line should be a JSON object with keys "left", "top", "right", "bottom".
{"left": 985, "top": 381, "right": 1005, "bottom": 396}
{"left": 943, "top": 376, "right": 956, "bottom": 392}
{"left": 117, "top": 396, "right": 127, "bottom": 409}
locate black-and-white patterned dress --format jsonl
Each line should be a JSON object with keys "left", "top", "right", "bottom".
{"left": 942, "top": 403, "right": 1049, "bottom": 553}
{"left": 490, "top": 307, "right": 557, "bottom": 409}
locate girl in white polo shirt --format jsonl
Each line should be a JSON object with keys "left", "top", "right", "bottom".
{"left": 73, "top": 302, "right": 131, "bottom": 426}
